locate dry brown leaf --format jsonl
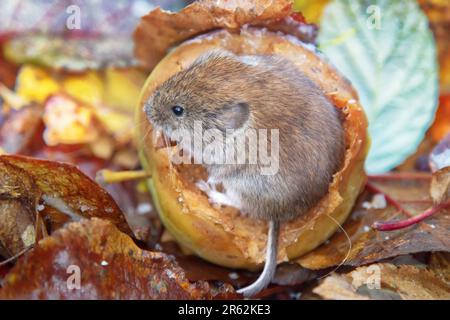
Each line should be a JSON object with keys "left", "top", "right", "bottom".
{"left": 42, "top": 94, "right": 99, "bottom": 146}
{"left": 312, "top": 274, "right": 369, "bottom": 300}
{"left": 314, "top": 262, "right": 450, "bottom": 300}
{"left": 429, "top": 252, "right": 450, "bottom": 285}
{"left": 0, "top": 218, "right": 236, "bottom": 299}
{"left": 431, "top": 167, "right": 450, "bottom": 204}
{"left": 0, "top": 155, "right": 132, "bottom": 237}
{"left": 133, "top": 0, "right": 317, "bottom": 70}
{"left": 0, "top": 159, "right": 40, "bottom": 257}
{"left": 352, "top": 263, "right": 450, "bottom": 300}
{"left": 297, "top": 178, "right": 450, "bottom": 269}
{"left": 272, "top": 263, "right": 318, "bottom": 287}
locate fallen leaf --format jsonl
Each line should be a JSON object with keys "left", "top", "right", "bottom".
{"left": 13, "top": 64, "right": 141, "bottom": 149}
{"left": 272, "top": 263, "right": 318, "bottom": 286}
{"left": 160, "top": 241, "right": 253, "bottom": 288}
{"left": 0, "top": 159, "right": 40, "bottom": 256}
{"left": 251, "top": 13, "right": 318, "bottom": 45}
{"left": 0, "top": 155, "right": 132, "bottom": 237}
{"left": 134, "top": 0, "right": 316, "bottom": 70}
{"left": 102, "top": 68, "right": 147, "bottom": 113}
{"left": 293, "top": 0, "right": 329, "bottom": 24}
{"left": 61, "top": 70, "right": 104, "bottom": 106}
{"left": 430, "top": 167, "right": 450, "bottom": 204}
{"left": 297, "top": 177, "right": 450, "bottom": 269}
{"left": 15, "top": 65, "right": 61, "bottom": 104}
{"left": 0, "top": 218, "right": 236, "bottom": 299}
{"left": 429, "top": 252, "right": 450, "bottom": 284}
{"left": 314, "top": 261, "right": 450, "bottom": 300}
{"left": 351, "top": 263, "right": 450, "bottom": 299}
{"left": 43, "top": 94, "right": 99, "bottom": 146}
{"left": 312, "top": 273, "right": 369, "bottom": 300}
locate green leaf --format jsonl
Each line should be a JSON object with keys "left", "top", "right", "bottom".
{"left": 318, "top": 0, "right": 438, "bottom": 173}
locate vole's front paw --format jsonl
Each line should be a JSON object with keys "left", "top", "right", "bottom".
{"left": 196, "top": 180, "right": 214, "bottom": 194}
{"left": 196, "top": 180, "right": 237, "bottom": 208}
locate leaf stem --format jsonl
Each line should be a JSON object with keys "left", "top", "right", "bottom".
{"left": 0, "top": 245, "right": 33, "bottom": 267}
{"left": 365, "top": 182, "right": 414, "bottom": 217}
{"left": 373, "top": 201, "right": 450, "bottom": 231}
{"left": 368, "top": 172, "right": 431, "bottom": 181}
{"left": 398, "top": 199, "right": 433, "bottom": 205}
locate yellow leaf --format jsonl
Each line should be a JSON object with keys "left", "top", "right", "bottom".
{"left": 93, "top": 106, "right": 133, "bottom": 137}
{"left": 15, "top": 65, "right": 61, "bottom": 103}
{"left": 62, "top": 71, "right": 104, "bottom": 106}
{"left": 103, "top": 68, "right": 147, "bottom": 112}
{"left": 293, "top": 0, "right": 329, "bottom": 23}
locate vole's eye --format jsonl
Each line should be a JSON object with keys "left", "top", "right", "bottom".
{"left": 172, "top": 105, "right": 184, "bottom": 117}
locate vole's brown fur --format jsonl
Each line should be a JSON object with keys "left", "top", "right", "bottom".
{"left": 145, "top": 50, "right": 345, "bottom": 296}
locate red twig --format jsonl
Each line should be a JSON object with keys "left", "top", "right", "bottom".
{"left": 373, "top": 201, "right": 450, "bottom": 231}
{"left": 365, "top": 182, "right": 414, "bottom": 217}
{"left": 398, "top": 199, "right": 433, "bottom": 205}
{"left": 368, "top": 172, "right": 431, "bottom": 181}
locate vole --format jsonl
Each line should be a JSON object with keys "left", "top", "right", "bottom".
{"left": 144, "top": 50, "right": 345, "bottom": 297}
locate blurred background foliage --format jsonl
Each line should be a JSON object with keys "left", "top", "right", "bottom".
{"left": 0, "top": 0, "right": 449, "bottom": 174}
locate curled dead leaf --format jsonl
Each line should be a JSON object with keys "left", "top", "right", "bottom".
{"left": 0, "top": 159, "right": 40, "bottom": 257}
{"left": 134, "top": 0, "right": 317, "bottom": 70}
{"left": 431, "top": 167, "right": 450, "bottom": 204}
{"left": 0, "top": 218, "right": 236, "bottom": 299}
{"left": 429, "top": 134, "right": 450, "bottom": 204}
{"left": 0, "top": 155, "right": 132, "bottom": 240}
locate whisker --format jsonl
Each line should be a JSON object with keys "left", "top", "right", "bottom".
{"left": 317, "top": 214, "right": 353, "bottom": 279}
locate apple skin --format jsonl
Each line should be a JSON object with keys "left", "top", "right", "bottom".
{"left": 136, "top": 28, "right": 369, "bottom": 270}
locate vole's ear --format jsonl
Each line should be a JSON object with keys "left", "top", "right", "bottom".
{"left": 218, "top": 102, "right": 250, "bottom": 130}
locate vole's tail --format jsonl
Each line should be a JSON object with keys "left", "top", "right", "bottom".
{"left": 237, "top": 219, "right": 280, "bottom": 298}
